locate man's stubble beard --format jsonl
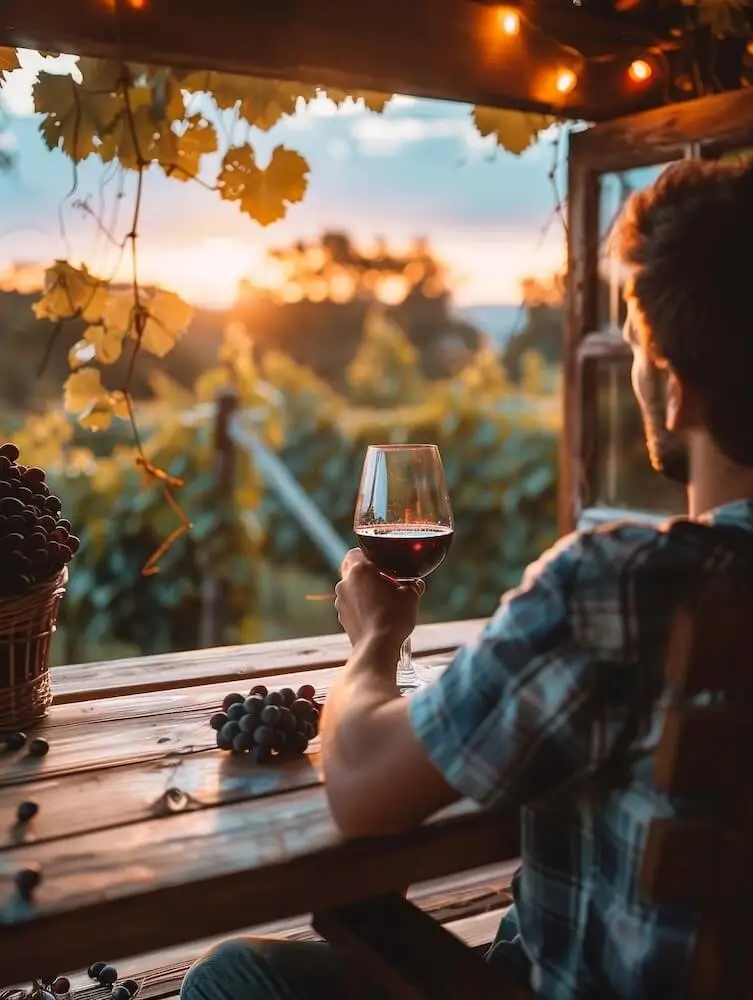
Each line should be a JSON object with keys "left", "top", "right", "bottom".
{"left": 638, "top": 366, "right": 690, "bottom": 487}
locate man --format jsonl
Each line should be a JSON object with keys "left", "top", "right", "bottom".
{"left": 182, "top": 159, "right": 753, "bottom": 999}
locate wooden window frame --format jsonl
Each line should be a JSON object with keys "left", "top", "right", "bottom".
{"left": 560, "top": 88, "right": 753, "bottom": 535}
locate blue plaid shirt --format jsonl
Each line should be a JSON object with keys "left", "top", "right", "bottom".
{"left": 410, "top": 500, "right": 753, "bottom": 1000}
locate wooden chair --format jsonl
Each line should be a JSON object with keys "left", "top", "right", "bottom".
{"left": 313, "top": 586, "right": 753, "bottom": 999}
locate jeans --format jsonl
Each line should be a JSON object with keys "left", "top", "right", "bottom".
{"left": 180, "top": 908, "right": 531, "bottom": 1000}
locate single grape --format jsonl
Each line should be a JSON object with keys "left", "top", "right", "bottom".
{"left": 239, "top": 713, "right": 257, "bottom": 734}
{"left": 121, "top": 980, "right": 140, "bottom": 998}
{"left": 279, "top": 687, "right": 296, "bottom": 707}
{"left": 252, "top": 745, "right": 271, "bottom": 765}
{"left": 50, "top": 526, "right": 69, "bottom": 543}
{"left": 5, "top": 465, "right": 20, "bottom": 481}
{"left": 260, "top": 704, "right": 281, "bottom": 726}
{"left": 216, "top": 733, "right": 233, "bottom": 751}
{"left": 264, "top": 691, "right": 283, "bottom": 707}
{"left": 0, "top": 443, "right": 20, "bottom": 462}
{"left": 291, "top": 698, "right": 314, "bottom": 722}
{"left": 17, "top": 800, "right": 39, "bottom": 823}
{"left": 250, "top": 684, "right": 268, "bottom": 698}
{"left": 3, "top": 531, "right": 23, "bottom": 550}
{"left": 222, "top": 692, "right": 244, "bottom": 711}
{"left": 232, "top": 732, "right": 254, "bottom": 752}
{"left": 289, "top": 732, "right": 309, "bottom": 755}
{"left": 226, "top": 702, "right": 245, "bottom": 723}
{"left": 15, "top": 864, "right": 42, "bottom": 898}
{"left": 38, "top": 514, "right": 57, "bottom": 533}
{"left": 272, "top": 729, "right": 288, "bottom": 751}
{"left": 52, "top": 977, "right": 70, "bottom": 995}
{"left": 297, "top": 684, "right": 316, "bottom": 701}
{"left": 278, "top": 708, "right": 297, "bottom": 732}
{"left": 219, "top": 721, "right": 241, "bottom": 743}
{"left": 29, "top": 737, "right": 50, "bottom": 757}
{"left": 5, "top": 514, "right": 25, "bottom": 534}
{"left": 33, "top": 482, "right": 51, "bottom": 497}
{"left": 23, "top": 467, "right": 46, "bottom": 485}
{"left": 98, "top": 966, "right": 118, "bottom": 986}
{"left": 67, "top": 535, "right": 81, "bottom": 555}
{"left": 46, "top": 496, "right": 63, "bottom": 515}
{"left": 111, "top": 987, "right": 131, "bottom": 1000}
{"left": 209, "top": 712, "right": 228, "bottom": 731}
{"left": 253, "top": 725, "right": 275, "bottom": 748}
{"left": 4, "top": 731, "right": 27, "bottom": 751}
{"left": 15, "top": 486, "right": 33, "bottom": 504}
{"left": 304, "top": 722, "right": 318, "bottom": 740}
{"left": 242, "top": 695, "right": 264, "bottom": 716}
{"left": 28, "top": 530, "right": 47, "bottom": 548}
{"left": 88, "top": 962, "right": 107, "bottom": 980}
{"left": 0, "top": 455, "right": 10, "bottom": 474}
{"left": 16, "top": 464, "right": 27, "bottom": 476}
{"left": 57, "top": 518, "right": 72, "bottom": 532}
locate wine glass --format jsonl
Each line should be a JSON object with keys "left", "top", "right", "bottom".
{"left": 354, "top": 444, "right": 454, "bottom": 691}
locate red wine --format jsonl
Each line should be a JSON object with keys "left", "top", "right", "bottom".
{"left": 356, "top": 524, "right": 454, "bottom": 581}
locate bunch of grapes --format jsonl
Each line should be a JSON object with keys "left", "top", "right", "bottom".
{"left": 211, "top": 684, "right": 323, "bottom": 764}
{"left": 0, "top": 443, "right": 80, "bottom": 598}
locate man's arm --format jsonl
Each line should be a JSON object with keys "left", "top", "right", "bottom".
{"left": 322, "top": 533, "right": 594, "bottom": 838}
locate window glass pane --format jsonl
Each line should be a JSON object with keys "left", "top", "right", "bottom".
{"left": 597, "top": 164, "right": 672, "bottom": 331}
{"left": 586, "top": 353, "right": 686, "bottom": 516}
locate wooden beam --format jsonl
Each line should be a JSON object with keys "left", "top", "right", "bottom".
{"left": 1, "top": 0, "right": 664, "bottom": 120}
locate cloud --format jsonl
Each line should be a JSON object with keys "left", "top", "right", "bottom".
{"left": 349, "top": 114, "right": 491, "bottom": 156}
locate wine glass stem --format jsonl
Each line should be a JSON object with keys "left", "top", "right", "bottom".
{"left": 397, "top": 634, "right": 419, "bottom": 690}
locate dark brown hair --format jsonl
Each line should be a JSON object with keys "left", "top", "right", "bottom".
{"left": 610, "top": 158, "right": 753, "bottom": 467}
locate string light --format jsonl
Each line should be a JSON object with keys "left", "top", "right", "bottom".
{"left": 555, "top": 69, "right": 578, "bottom": 95}
{"left": 628, "top": 58, "right": 652, "bottom": 84}
{"left": 498, "top": 7, "right": 521, "bottom": 36}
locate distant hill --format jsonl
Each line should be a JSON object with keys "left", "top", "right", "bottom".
{"left": 455, "top": 304, "right": 524, "bottom": 348}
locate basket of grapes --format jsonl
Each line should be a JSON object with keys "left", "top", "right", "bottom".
{"left": 0, "top": 443, "right": 78, "bottom": 730}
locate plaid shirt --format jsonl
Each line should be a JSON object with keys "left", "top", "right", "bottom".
{"left": 410, "top": 499, "right": 753, "bottom": 1000}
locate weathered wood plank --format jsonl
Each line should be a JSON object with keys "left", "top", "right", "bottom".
{"left": 50, "top": 620, "right": 483, "bottom": 703}
{"left": 0, "top": 791, "right": 519, "bottom": 983}
{"left": 0, "top": 0, "right": 662, "bottom": 121}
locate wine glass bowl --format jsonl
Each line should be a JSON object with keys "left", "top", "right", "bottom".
{"left": 353, "top": 444, "right": 454, "bottom": 688}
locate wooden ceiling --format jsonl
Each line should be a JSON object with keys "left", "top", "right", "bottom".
{"left": 0, "top": 0, "right": 750, "bottom": 120}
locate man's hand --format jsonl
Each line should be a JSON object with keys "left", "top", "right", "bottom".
{"left": 334, "top": 548, "right": 424, "bottom": 653}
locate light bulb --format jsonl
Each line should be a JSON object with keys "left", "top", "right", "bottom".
{"left": 555, "top": 69, "right": 577, "bottom": 95}
{"left": 628, "top": 59, "right": 652, "bottom": 84}
{"left": 498, "top": 8, "right": 520, "bottom": 36}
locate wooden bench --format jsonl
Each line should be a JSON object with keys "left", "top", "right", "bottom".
{"left": 0, "top": 618, "right": 522, "bottom": 992}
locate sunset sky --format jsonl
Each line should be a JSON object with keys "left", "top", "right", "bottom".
{"left": 0, "top": 50, "right": 567, "bottom": 310}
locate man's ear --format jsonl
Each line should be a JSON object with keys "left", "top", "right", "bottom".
{"left": 665, "top": 369, "right": 699, "bottom": 431}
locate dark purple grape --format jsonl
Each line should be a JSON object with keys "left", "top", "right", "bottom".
{"left": 279, "top": 708, "right": 297, "bottom": 732}
{"left": 249, "top": 684, "right": 268, "bottom": 698}
{"left": 5, "top": 513, "right": 24, "bottom": 533}
{"left": 17, "top": 800, "right": 39, "bottom": 823}
{"left": 45, "top": 496, "right": 63, "bottom": 515}
{"left": 253, "top": 725, "right": 275, "bottom": 748}
{"left": 33, "top": 482, "right": 51, "bottom": 497}
{"left": 279, "top": 687, "right": 296, "bottom": 706}
{"left": 52, "top": 977, "right": 70, "bottom": 996}
{"left": 219, "top": 721, "right": 241, "bottom": 743}
{"left": 32, "top": 550, "right": 50, "bottom": 572}
{"left": 3, "top": 531, "right": 24, "bottom": 551}
{"left": 23, "top": 467, "right": 45, "bottom": 485}
{"left": 0, "top": 443, "right": 20, "bottom": 461}
{"left": 0, "top": 455, "right": 10, "bottom": 474}
{"left": 5, "top": 465, "right": 20, "bottom": 481}
{"left": 226, "top": 702, "right": 245, "bottom": 723}
{"left": 67, "top": 535, "right": 81, "bottom": 555}
{"left": 297, "top": 684, "right": 316, "bottom": 701}
{"left": 272, "top": 729, "right": 288, "bottom": 751}
{"left": 3, "top": 731, "right": 27, "bottom": 751}
{"left": 29, "top": 737, "right": 49, "bottom": 757}
{"left": 47, "top": 540, "right": 61, "bottom": 560}
{"left": 289, "top": 732, "right": 309, "bottom": 755}
{"left": 292, "top": 698, "right": 314, "bottom": 722}
{"left": 9, "top": 551, "right": 32, "bottom": 574}
{"left": 98, "top": 966, "right": 118, "bottom": 986}
{"left": 15, "top": 486, "right": 33, "bottom": 504}
{"left": 88, "top": 963, "right": 107, "bottom": 980}
{"left": 15, "top": 464, "right": 26, "bottom": 476}
{"left": 15, "top": 863, "right": 42, "bottom": 898}
{"left": 260, "top": 704, "right": 281, "bottom": 726}
{"left": 57, "top": 518, "right": 72, "bottom": 531}
{"left": 0, "top": 496, "right": 23, "bottom": 515}
{"left": 264, "top": 691, "right": 283, "bottom": 708}
{"left": 232, "top": 732, "right": 254, "bottom": 752}
{"left": 252, "top": 745, "right": 271, "bottom": 765}
{"left": 17, "top": 574, "right": 33, "bottom": 590}
{"left": 38, "top": 514, "right": 56, "bottom": 533}
{"left": 242, "top": 694, "right": 264, "bottom": 716}
{"left": 216, "top": 732, "right": 233, "bottom": 750}
{"left": 239, "top": 713, "right": 257, "bottom": 733}
{"left": 209, "top": 712, "right": 227, "bottom": 731}
{"left": 222, "top": 692, "right": 244, "bottom": 711}
{"left": 121, "top": 981, "right": 139, "bottom": 998}
{"left": 50, "top": 526, "right": 69, "bottom": 543}
{"left": 304, "top": 722, "right": 317, "bottom": 740}
{"left": 28, "top": 530, "right": 46, "bottom": 548}
{"left": 111, "top": 987, "right": 130, "bottom": 1000}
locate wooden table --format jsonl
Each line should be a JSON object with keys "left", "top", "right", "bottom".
{"left": 0, "top": 618, "right": 520, "bottom": 987}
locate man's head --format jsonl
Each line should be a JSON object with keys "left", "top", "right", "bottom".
{"left": 610, "top": 158, "right": 753, "bottom": 489}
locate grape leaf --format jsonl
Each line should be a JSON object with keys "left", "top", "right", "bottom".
{"left": 0, "top": 47, "right": 20, "bottom": 82}
{"left": 33, "top": 72, "right": 120, "bottom": 161}
{"left": 157, "top": 115, "right": 218, "bottom": 182}
{"left": 97, "top": 86, "right": 157, "bottom": 170}
{"left": 33, "top": 261, "right": 108, "bottom": 322}
{"left": 326, "top": 88, "right": 392, "bottom": 112}
{"left": 218, "top": 145, "right": 309, "bottom": 226}
{"left": 77, "top": 57, "right": 123, "bottom": 94}
{"left": 85, "top": 323, "right": 127, "bottom": 364}
{"left": 179, "top": 71, "right": 318, "bottom": 129}
{"left": 472, "top": 107, "right": 555, "bottom": 156}
{"left": 138, "top": 290, "right": 194, "bottom": 357}
{"left": 63, "top": 368, "right": 130, "bottom": 431}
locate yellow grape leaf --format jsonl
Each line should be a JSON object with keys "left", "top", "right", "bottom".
{"left": 472, "top": 106, "right": 555, "bottom": 156}
{"left": 326, "top": 88, "right": 391, "bottom": 112}
{"left": 97, "top": 86, "right": 156, "bottom": 170}
{"left": 77, "top": 57, "right": 123, "bottom": 93}
{"left": 64, "top": 368, "right": 130, "bottom": 431}
{"left": 0, "top": 47, "right": 20, "bottom": 82}
{"left": 179, "top": 71, "right": 317, "bottom": 126}
{"left": 102, "top": 293, "right": 135, "bottom": 337}
{"left": 33, "top": 261, "right": 108, "bottom": 322}
{"left": 218, "top": 145, "right": 309, "bottom": 226}
{"left": 138, "top": 290, "right": 194, "bottom": 357}
{"left": 85, "top": 323, "right": 127, "bottom": 364}
{"left": 33, "top": 72, "right": 120, "bottom": 161}
{"left": 158, "top": 115, "right": 218, "bottom": 182}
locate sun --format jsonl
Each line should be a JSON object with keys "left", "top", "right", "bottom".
{"left": 152, "top": 237, "right": 257, "bottom": 309}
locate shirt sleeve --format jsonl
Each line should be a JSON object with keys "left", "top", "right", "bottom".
{"left": 409, "top": 532, "right": 595, "bottom": 811}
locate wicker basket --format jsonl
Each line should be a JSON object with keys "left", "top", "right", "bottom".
{"left": 0, "top": 568, "right": 67, "bottom": 730}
